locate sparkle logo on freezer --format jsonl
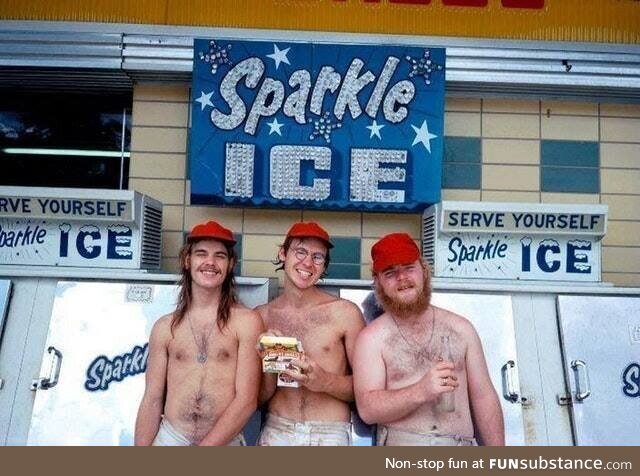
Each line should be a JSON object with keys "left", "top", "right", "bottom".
{"left": 0, "top": 219, "right": 48, "bottom": 263}
{"left": 622, "top": 363, "right": 640, "bottom": 398}
{"left": 84, "top": 344, "right": 149, "bottom": 392}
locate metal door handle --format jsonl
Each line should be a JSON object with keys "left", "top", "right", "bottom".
{"left": 571, "top": 359, "right": 591, "bottom": 402}
{"left": 31, "top": 346, "right": 63, "bottom": 391}
{"left": 501, "top": 360, "right": 520, "bottom": 403}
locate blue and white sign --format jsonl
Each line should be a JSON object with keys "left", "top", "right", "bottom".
{"left": 424, "top": 202, "right": 608, "bottom": 282}
{"left": 0, "top": 218, "right": 135, "bottom": 267}
{"left": 190, "top": 39, "right": 445, "bottom": 211}
{"left": 0, "top": 187, "right": 162, "bottom": 270}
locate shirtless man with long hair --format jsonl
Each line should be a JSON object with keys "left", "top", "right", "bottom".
{"left": 256, "top": 222, "right": 364, "bottom": 445}
{"left": 135, "top": 220, "right": 263, "bottom": 446}
{"left": 353, "top": 233, "right": 504, "bottom": 446}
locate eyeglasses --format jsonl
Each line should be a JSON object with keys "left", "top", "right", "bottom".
{"left": 293, "top": 247, "right": 326, "bottom": 266}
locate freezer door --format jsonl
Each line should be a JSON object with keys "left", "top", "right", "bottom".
{"left": 341, "top": 289, "right": 525, "bottom": 446}
{"left": 0, "top": 280, "right": 10, "bottom": 340}
{"left": 27, "top": 280, "right": 266, "bottom": 445}
{"left": 557, "top": 295, "right": 640, "bottom": 446}
{"left": 28, "top": 282, "right": 178, "bottom": 445}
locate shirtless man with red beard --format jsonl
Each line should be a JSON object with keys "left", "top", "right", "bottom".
{"left": 353, "top": 233, "right": 504, "bottom": 446}
{"left": 256, "top": 222, "right": 364, "bottom": 445}
{"left": 135, "top": 220, "right": 263, "bottom": 446}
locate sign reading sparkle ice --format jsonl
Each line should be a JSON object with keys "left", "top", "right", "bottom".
{"left": 190, "top": 39, "right": 445, "bottom": 211}
{"left": 0, "top": 187, "right": 162, "bottom": 270}
{"left": 423, "top": 202, "right": 608, "bottom": 282}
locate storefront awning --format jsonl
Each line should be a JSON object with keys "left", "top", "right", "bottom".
{"left": 1, "top": 21, "right": 639, "bottom": 101}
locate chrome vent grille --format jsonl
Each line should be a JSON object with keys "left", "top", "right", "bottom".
{"left": 421, "top": 209, "right": 436, "bottom": 266}
{"left": 141, "top": 202, "right": 162, "bottom": 269}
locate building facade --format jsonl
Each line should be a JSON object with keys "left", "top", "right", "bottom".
{"left": 1, "top": 0, "right": 639, "bottom": 286}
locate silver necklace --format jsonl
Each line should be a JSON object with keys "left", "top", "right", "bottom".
{"left": 187, "top": 313, "right": 216, "bottom": 364}
{"left": 391, "top": 307, "right": 436, "bottom": 360}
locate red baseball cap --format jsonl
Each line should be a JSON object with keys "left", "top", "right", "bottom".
{"left": 371, "top": 233, "right": 420, "bottom": 273}
{"left": 187, "top": 220, "right": 236, "bottom": 245}
{"left": 286, "top": 222, "right": 333, "bottom": 248}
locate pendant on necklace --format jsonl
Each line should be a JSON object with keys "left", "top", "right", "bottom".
{"left": 197, "top": 352, "right": 207, "bottom": 364}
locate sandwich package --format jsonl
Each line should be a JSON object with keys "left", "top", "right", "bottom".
{"left": 259, "top": 335, "right": 304, "bottom": 388}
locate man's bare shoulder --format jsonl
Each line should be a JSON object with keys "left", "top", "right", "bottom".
{"left": 229, "top": 303, "right": 264, "bottom": 335}
{"left": 325, "top": 296, "right": 363, "bottom": 317}
{"left": 328, "top": 298, "right": 365, "bottom": 336}
{"left": 150, "top": 313, "right": 173, "bottom": 342}
{"left": 357, "top": 312, "right": 392, "bottom": 343}
{"left": 310, "top": 288, "right": 341, "bottom": 305}
{"left": 433, "top": 306, "right": 478, "bottom": 337}
{"left": 254, "top": 296, "right": 283, "bottom": 321}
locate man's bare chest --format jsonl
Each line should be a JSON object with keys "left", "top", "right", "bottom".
{"left": 168, "top": 330, "right": 238, "bottom": 366}
{"left": 382, "top": 331, "right": 465, "bottom": 384}
{"left": 265, "top": 310, "right": 343, "bottom": 357}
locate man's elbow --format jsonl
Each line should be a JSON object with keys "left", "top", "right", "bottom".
{"left": 237, "top": 393, "right": 259, "bottom": 417}
{"left": 358, "top": 412, "right": 376, "bottom": 426}
{"left": 140, "top": 390, "right": 165, "bottom": 409}
{"left": 342, "top": 388, "right": 356, "bottom": 403}
{"left": 258, "top": 379, "right": 277, "bottom": 406}
{"left": 485, "top": 391, "right": 503, "bottom": 414}
{"left": 472, "top": 387, "right": 500, "bottom": 408}
{"left": 355, "top": 398, "right": 378, "bottom": 425}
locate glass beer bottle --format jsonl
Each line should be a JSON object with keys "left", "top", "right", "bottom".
{"left": 437, "top": 335, "right": 455, "bottom": 413}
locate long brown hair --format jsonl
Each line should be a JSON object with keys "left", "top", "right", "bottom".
{"left": 171, "top": 238, "right": 237, "bottom": 335}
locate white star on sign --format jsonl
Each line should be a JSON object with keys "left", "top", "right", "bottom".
{"left": 267, "top": 118, "right": 284, "bottom": 136}
{"left": 195, "top": 91, "right": 214, "bottom": 111}
{"left": 411, "top": 120, "right": 438, "bottom": 154}
{"left": 267, "top": 44, "right": 291, "bottom": 70}
{"left": 366, "top": 120, "right": 385, "bottom": 140}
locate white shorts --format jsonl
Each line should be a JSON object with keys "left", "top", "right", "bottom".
{"left": 152, "top": 418, "right": 245, "bottom": 446}
{"left": 377, "top": 425, "right": 477, "bottom": 446}
{"left": 257, "top": 413, "right": 351, "bottom": 446}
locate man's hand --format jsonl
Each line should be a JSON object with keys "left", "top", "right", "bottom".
{"left": 283, "top": 356, "right": 330, "bottom": 393}
{"left": 420, "top": 361, "right": 459, "bottom": 403}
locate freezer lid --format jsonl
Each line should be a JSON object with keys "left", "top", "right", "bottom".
{"left": 557, "top": 295, "right": 640, "bottom": 446}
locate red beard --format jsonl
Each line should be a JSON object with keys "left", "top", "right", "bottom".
{"left": 375, "top": 271, "right": 431, "bottom": 319}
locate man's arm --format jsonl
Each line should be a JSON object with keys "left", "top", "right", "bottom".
{"left": 464, "top": 322, "right": 505, "bottom": 446}
{"left": 286, "top": 301, "right": 365, "bottom": 401}
{"left": 134, "top": 317, "right": 170, "bottom": 446}
{"left": 199, "top": 309, "right": 264, "bottom": 446}
{"left": 353, "top": 322, "right": 458, "bottom": 425}
{"left": 254, "top": 304, "right": 278, "bottom": 407}
{"left": 258, "top": 372, "right": 278, "bottom": 407}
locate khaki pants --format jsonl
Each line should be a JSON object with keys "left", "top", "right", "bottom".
{"left": 152, "top": 418, "right": 246, "bottom": 446}
{"left": 257, "top": 413, "right": 351, "bottom": 446}
{"left": 377, "top": 425, "right": 477, "bottom": 446}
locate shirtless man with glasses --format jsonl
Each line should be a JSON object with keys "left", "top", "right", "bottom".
{"left": 255, "top": 222, "right": 365, "bottom": 445}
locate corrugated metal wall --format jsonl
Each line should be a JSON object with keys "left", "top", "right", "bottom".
{"left": 0, "top": 0, "right": 639, "bottom": 45}
{"left": 1, "top": 24, "right": 639, "bottom": 101}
